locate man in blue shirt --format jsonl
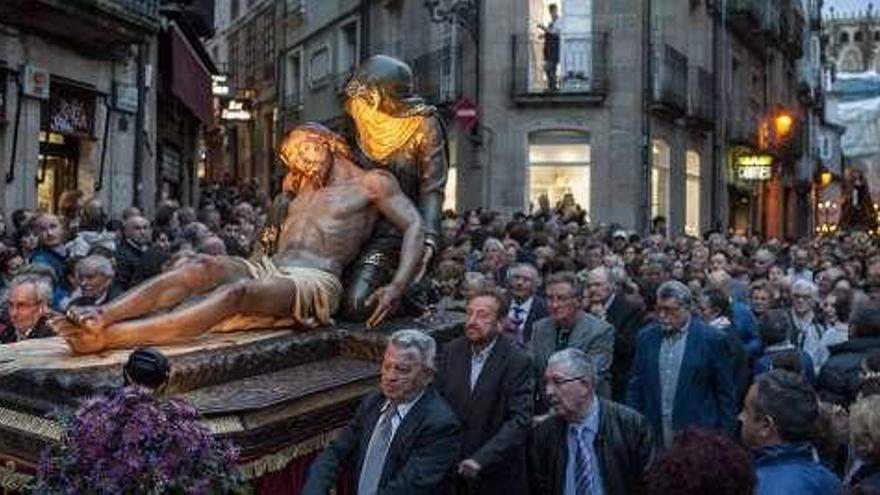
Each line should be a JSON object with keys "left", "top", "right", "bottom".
{"left": 739, "top": 369, "right": 840, "bottom": 495}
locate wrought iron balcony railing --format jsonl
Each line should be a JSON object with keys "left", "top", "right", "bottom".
{"left": 651, "top": 44, "right": 688, "bottom": 114}
{"left": 511, "top": 32, "right": 609, "bottom": 101}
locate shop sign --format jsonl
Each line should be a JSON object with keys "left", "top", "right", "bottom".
{"left": 114, "top": 82, "right": 138, "bottom": 113}
{"left": 23, "top": 65, "right": 50, "bottom": 100}
{"left": 212, "top": 74, "right": 230, "bottom": 97}
{"left": 735, "top": 154, "right": 774, "bottom": 180}
{"left": 221, "top": 99, "right": 252, "bottom": 121}
{"left": 41, "top": 84, "right": 96, "bottom": 137}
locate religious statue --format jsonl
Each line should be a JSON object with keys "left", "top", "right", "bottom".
{"left": 840, "top": 169, "right": 879, "bottom": 232}
{"left": 54, "top": 123, "right": 425, "bottom": 354}
{"left": 340, "top": 55, "right": 449, "bottom": 321}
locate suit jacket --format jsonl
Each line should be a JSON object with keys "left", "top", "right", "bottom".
{"left": 625, "top": 319, "right": 737, "bottom": 441}
{"left": 435, "top": 335, "right": 534, "bottom": 495}
{"left": 528, "top": 399, "right": 656, "bottom": 495}
{"left": 507, "top": 296, "right": 549, "bottom": 345}
{"left": 302, "top": 386, "right": 461, "bottom": 495}
{"left": 605, "top": 293, "right": 646, "bottom": 401}
{"left": 531, "top": 311, "right": 615, "bottom": 399}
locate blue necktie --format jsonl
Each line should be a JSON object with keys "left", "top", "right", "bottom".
{"left": 571, "top": 426, "right": 597, "bottom": 495}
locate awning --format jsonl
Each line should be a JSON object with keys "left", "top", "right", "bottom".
{"left": 170, "top": 23, "right": 212, "bottom": 124}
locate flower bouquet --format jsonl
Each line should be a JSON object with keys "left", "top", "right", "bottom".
{"left": 33, "top": 386, "right": 247, "bottom": 494}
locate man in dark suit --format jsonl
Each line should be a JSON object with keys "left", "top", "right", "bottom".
{"left": 436, "top": 287, "right": 534, "bottom": 495}
{"left": 531, "top": 271, "right": 614, "bottom": 405}
{"left": 303, "top": 329, "right": 461, "bottom": 495}
{"left": 625, "top": 280, "right": 737, "bottom": 446}
{"left": 529, "top": 348, "right": 655, "bottom": 495}
{"left": 0, "top": 273, "right": 55, "bottom": 344}
{"left": 506, "top": 262, "right": 548, "bottom": 346}
{"left": 584, "top": 267, "right": 646, "bottom": 401}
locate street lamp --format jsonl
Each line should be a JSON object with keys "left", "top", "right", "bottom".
{"left": 423, "top": 0, "right": 479, "bottom": 42}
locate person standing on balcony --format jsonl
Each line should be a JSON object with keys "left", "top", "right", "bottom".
{"left": 539, "top": 3, "right": 561, "bottom": 91}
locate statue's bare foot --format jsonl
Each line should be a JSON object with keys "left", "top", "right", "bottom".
{"left": 65, "top": 306, "right": 108, "bottom": 333}
{"left": 50, "top": 315, "right": 108, "bottom": 355}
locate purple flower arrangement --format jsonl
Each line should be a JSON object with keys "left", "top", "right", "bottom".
{"left": 33, "top": 386, "right": 246, "bottom": 494}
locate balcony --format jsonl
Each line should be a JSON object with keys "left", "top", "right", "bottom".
{"left": 511, "top": 32, "right": 608, "bottom": 105}
{"left": 0, "top": 0, "right": 159, "bottom": 56}
{"left": 650, "top": 44, "right": 688, "bottom": 116}
{"left": 687, "top": 66, "right": 714, "bottom": 129}
{"left": 279, "top": 92, "right": 303, "bottom": 130}
{"left": 728, "top": 0, "right": 762, "bottom": 39}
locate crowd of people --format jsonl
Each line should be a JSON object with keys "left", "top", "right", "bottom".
{"left": 6, "top": 180, "right": 880, "bottom": 493}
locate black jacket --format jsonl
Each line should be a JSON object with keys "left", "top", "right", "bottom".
{"left": 605, "top": 293, "right": 645, "bottom": 401}
{"left": 0, "top": 316, "right": 54, "bottom": 344}
{"left": 528, "top": 399, "right": 656, "bottom": 495}
{"left": 115, "top": 240, "right": 165, "bottom": 290}
{"left": 850, "top": 463, "right": 880, "bottom": 491}
{"left": 818, "top": 337, "right": 880, "bottom": 406}
{"left": 435, "top": 335, "right": 534, "bottom": 495}
{"left": 303, "top": 386, "right": 461, "bottom": 495}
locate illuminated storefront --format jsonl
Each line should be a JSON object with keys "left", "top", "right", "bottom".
{"left": 527, "top": 130, "right": 591, "bottom": 213}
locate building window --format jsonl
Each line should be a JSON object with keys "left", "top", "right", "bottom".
{"left": 262, "top": 12, "right": 276, "bottom": 81}
{"left": 338, "top": 20, "right": 359, "bottom": 75}
{"left": 855, "top": 31, "right": 864, "bottom": 42}
{"left": 528, "top": 130, "right": 591, "bottom": 214}
{"left": 231, "top": 0, "right": 239, "bottom": 19}
{"left": 246, "top": 21, "right": 257, "bottom": 86}
{"left": 285, "top": 48, "right": 303, "bottom": 107}
{"left": 685, "top": 150, "right": 701, "bottom": 236}
{"left": 840, "top": 31, "right": 849, "bottom": 44}
{"left": 309, "top": 45, "right": 331, "bottom": 86}
{"left": 651, "top": 139, "right": 670, "bottom": 222}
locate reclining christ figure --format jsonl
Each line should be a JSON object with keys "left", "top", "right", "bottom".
{"left": 54, "top": 123, "right": 424, "bottom": 354}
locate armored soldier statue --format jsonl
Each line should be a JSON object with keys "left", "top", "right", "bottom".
{"left": 340, "top": 55, "right": 449, "bottom": 321}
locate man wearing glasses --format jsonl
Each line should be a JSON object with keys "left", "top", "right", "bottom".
{"left": 531, "top": 272, "right": 614, "bottom": 410}
{"left": 529, "top": 348, "right": 655, "bottom": 495}
{"left": 625, "top": 280, "right": 737, "bottom": 446}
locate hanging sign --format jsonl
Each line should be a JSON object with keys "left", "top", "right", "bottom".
{"left": 735, "top": 154, "right": 774, "bottom": 180}
{"left": 23, "top": 65, "right": 50, "bottom": 100}
{"left": 221, "top": 99, "right": 252, "bottom": 121}
{"left": 40, "top": 84, "right": 96, "bottom": 137}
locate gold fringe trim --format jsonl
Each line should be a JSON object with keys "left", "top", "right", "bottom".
{"left": 0, "top": 462, "right": 32, "bottom": 491}
{"left": 0, "top": 406, "right": 62, "bottom": 441}
{"left": 237, "top": 428, "right": 340, "bottom": 480}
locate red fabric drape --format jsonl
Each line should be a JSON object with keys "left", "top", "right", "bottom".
{"left": 253, "top": 452, "right": 355, "bottom": 495}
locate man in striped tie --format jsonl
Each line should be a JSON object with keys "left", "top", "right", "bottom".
{"left": 528, "top": 348, "right": 655, "bottom": 495}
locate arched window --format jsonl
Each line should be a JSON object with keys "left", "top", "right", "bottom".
{"left": 856, "top": 31, "right": 864, "bottom": 42}
{"left": 840, "top": 31, "right": 850, "bottom": 44}
{"left": 528, "top": 130, "right": 591, "bottom": 214}
{"left": 651, "top": 139, "right": 671, "bottom": 222}
{"left": 874, "top": 31, "right": 880, "bottom": 42}
{"left": 686, "top": 151, "right": 701, "bottom": 236}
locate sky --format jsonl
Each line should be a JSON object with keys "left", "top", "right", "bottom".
{"left": 823, "top": 0, "right": 877, "bottom": 17}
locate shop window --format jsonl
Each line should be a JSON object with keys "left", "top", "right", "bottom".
{"left": 528, "top": 130, "right": 591, "bottom": 213}
{"left": 686, "top": 150, "right": 701, "bottom": 236}
{"left": 651, "top": 139, "right": 670, "bottom": 221}
{"left": 444, "top": 138, "right": 458, "bottom": 212}
{"left": 285, "top": 48, "right": 303, "bottom": 107}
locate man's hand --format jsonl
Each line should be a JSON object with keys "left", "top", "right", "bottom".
{"left": 365, "top": 284, "right": 403, "bottom": 328}
{"left": 457, "top": 459, "right": 482, "bottom": 479}
{"left": 413, "top": 244, "right": 435, "bottom": 284}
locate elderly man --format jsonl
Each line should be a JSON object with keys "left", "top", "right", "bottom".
{"left": 436, "top": 287, "right": 533, "bottom": 495}
{"left": 0, "top": 274, "right": 54, "bottom": 344}
{"left": 740, "top": 370, "right": 840, "bottom": 494}
{"left": 584, "top": 267, "right": 645, "bottom": 401}
{"left": 30, "top": 213, "right": 70, "bottom": 308}
{"left": 303, "top": 329, "right": 460, "bottom": 495}
{"left": 531, "top": 272, "right": 614, "bottom": 406}
{"left": 115, "top": 215, "right": 157, "bottom": 290}
{"left": 506, "top": 262, "right": 547, "bottom": 346}
{"left": 626, "top": 280, "right": 737, "bottom": 445}
{"left": 529, "top": 348, "right": 655, "bottom": 495}
{"left": 56, "top": 123, "right": 425, "bottom": 354}
{"left": 790, "top": 279, "right": 825, "bottom": 366}
{"left": 65, "top": 255, "right": 120, "bottom": 308}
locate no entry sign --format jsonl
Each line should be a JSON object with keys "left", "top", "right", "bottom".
{"left": 454, "top": 97, "right": 478, "bottom": 131}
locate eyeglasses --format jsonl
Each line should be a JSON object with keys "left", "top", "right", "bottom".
{"left": 547, "top": 294, "right": 575, "bottom": 302}
{"left": 546, "top": 375, "right": 586, "bottom": 387}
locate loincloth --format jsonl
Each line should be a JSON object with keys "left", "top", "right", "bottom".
{"left": 210, "top": 256, "right": 343, "bottom": 332}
